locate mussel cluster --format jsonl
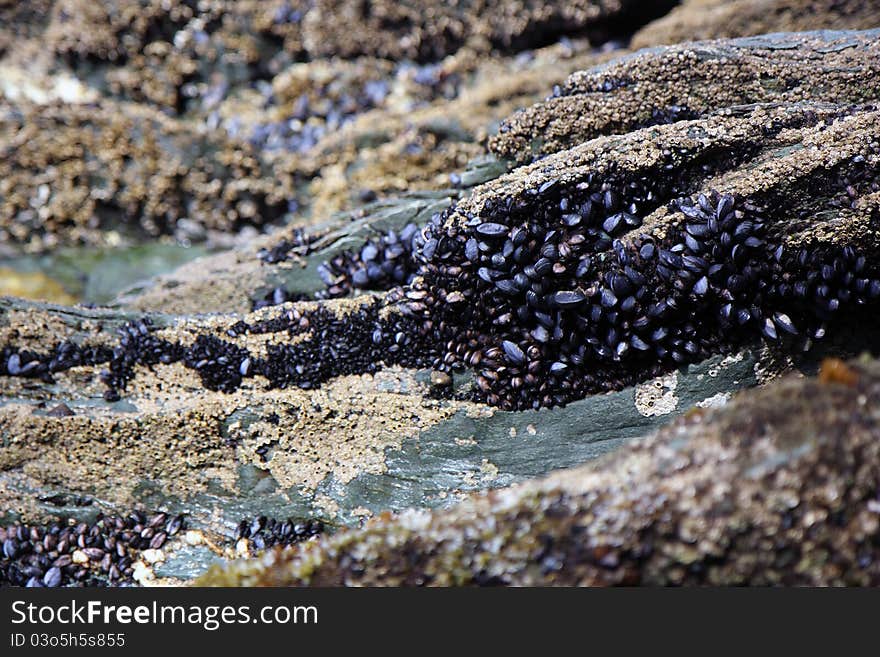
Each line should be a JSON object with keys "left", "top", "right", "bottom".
{"left": 400, "top": 182, "right": 880, "bottom": 409}
{"left": 0, "top": 512, "right": 185, "bottom": 587}
{"left": 100, "top": 319, "right": 184, "bottom": 401}
{"left": 0, "top": 341, "right": 111, "bottom": 383}
{"left": 316, "top": 222, "right": 422, "bottom": 298}
{"left": 235, "top": 515, "right": 324, "bottom": 551}
{"left": 3, "top": 172, "right": 878, "bottom": 410}
{"left": 256, "top": 227, "right": 316, "bottom": 264}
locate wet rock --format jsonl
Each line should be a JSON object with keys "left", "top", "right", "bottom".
{"left": 197, "top": 356, "right": 880, "bottom": 586}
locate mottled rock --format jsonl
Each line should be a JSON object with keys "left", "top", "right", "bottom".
{"left": 3, "top": 2, "right": 880, "bottom": 588}
{"left": 197, "top": 356, "right": 880, "bottom": 586}
{"left": 0, "top": 97, "right": 292, "bottom": 251}
{"left": 301, "top": 0, "right": 676, "bottom": 61}
{"left": 633, "top": 0, "right": 880, "bottom": 49}
{"left": 0, "top": 295, "right": 765, "bottom": 535}
{"left": 0, "top": 6, "right": 624, "bottom": 255}
{"left": 491, "top": 30, "right": 880, "bottom": 163}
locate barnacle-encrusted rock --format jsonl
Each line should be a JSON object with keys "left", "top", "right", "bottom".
{"left": 34, "top": 0, "right": 665, "bottom": 118}
{"left": 300, "top": 0, "right": 677, "bottom": 61}
{"left": 6, "top": 78, "right": 880, "bottom": 411}
{"left": 491, "top": 30, "right": 880, "bottom": 163}
{"left": 632, "top": 0, "right": 880, "bottom": 49}
{"left": 0, "top": 0, "right": 54, "bottom": 57}
{"left": 196, "top": 356, "right": 880, "bottom": 586}
{"left": 44, "top": 0, "right": 303, "bottom": 112}
{"left": 125, "top": 167, "right": 503, "bottom": 315}
{"left": 0, "top": 96, "right": 293, "bottom": 251}
{"left": 4, "top": 6, "right": 880, "bottom": 586}
{"left": 1, "top": 5, "right": 627, "bottom": 254}
{"left": 382, "top": 99, "right": 880, "bottom": 409}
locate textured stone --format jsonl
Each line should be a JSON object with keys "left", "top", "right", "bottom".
{"left": 197, "top": 356, "right": 880, "bottom": 586}
{"left": 632, "top": 0, "right": 880, "bottom": 49}
{"left": 491, "top": 30, "right": 880, "bottom": 163}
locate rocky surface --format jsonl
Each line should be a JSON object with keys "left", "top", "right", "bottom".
{"left": 298, "top": 0, "right": 678, "bottom": 61}
{"left": 2, "top": 2, "right": 880, "bottom": 586}
{"left": 2, "top": 0, "right": 660, "bottom": 256}
{"left": 0, "top": 97, "right": 294, "bottom": 251}
{"left": 0, "top": 295, "right": 764, "bottom": 527}
{"left": 490, "top": 30, "right": 880, "bottom": 163}
{"left": 632, "top": 0, "right": 880, "bottom": 48}
{"left": 198, "top": 356, "right": 880, "bottom": 586}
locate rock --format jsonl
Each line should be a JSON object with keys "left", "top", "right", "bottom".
{"left": 0, "top": 5, "right": 620, "bottom": 257}
{"left": 3, "top": 32, "right": 880, "bottom": 539}
{"left": 490, "top": 30, "right": 880, "bottom": 163}
{"left": 124, "top": 190, "right": 467, "bottom": 315}
{"left": 45, "top": 403, "right": 74, "bottom": 418}
{"left": 3, "top": 4, "right": 880, "bottom": 588}
{"left": 0, "top": 96, "right": 293, "bottom": 252}
{"left": 397, "top": 94, "right": 880, "bottom": 411}
{"left": 430, "top": 370, "right": 452, "bottom": 388}
{"left": 632, "top": 0, "right": 880, "bottom": 49}
{"left": 0, "top": 295, "right": 765, "bottom": 535}
{"left": 197, "top": 356, "right": 880, "bottom": 586}
{"left": 300, "top": 0, "right": 678, "bottom": 61}
{"left": 44, "top": 1, "right": 304, "bottom": 111}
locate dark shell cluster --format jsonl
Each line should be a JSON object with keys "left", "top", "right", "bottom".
{"left": 256, "top": 227, "right": 317, "bottom": 264}
{"left": 4, "top": 183, "right": 879, "bottom": 411}
{"left": 246, "top": 82, "right": 386, "bottom": 155}
{"left": 253, "top": 304, "right": 432, "bottom": 390}
{"left": 0, "top": 512, "right": 185, "bottom": 587}
{"left": 399, "top": 181, "right": 880, "bottom": 409}
{"left": 235, "top": 516, "right": 324, "bottom": 551}
{"left": 100, "top": 319, "right": 185, "bottom": 402}
{"left": 315, "top": 222, "right": 421, "bottom": 298}
{"left": 1, "top": 301, "right": 435, "bottom": 400}
{"left": 1, "top": 342, "right": 112, "bottom": 383}
{"left": 2, "top": 146, "right": 878, "bottom": 411}
{"left": 247, "top": 62, "right": 461, "bottom": 154}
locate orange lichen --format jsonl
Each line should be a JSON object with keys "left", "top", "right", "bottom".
{"left": 819, "top": 357, "right": 860, "bottom": 387}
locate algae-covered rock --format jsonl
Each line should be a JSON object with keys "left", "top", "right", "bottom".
{"left": 197, "top": 356, "right": 880, "bottom": 586}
